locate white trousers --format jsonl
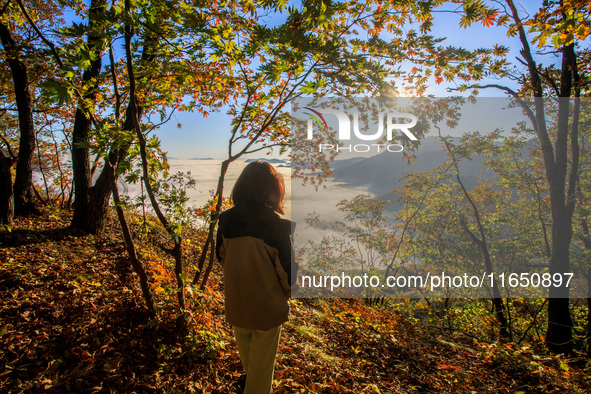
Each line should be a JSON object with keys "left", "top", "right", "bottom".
{"left": 233, "top": 325, "right": 282, "bottom": 394}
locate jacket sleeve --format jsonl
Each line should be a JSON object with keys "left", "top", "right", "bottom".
{"left": 277, "top": 220, "right": 298, "bottom": 286}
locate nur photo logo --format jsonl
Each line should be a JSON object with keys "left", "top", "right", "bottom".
{"left": 300, "top": 105, "right": 418, "bottom": 153}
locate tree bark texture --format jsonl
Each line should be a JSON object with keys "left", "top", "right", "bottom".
{"left": 0, "top": 21, "right": 37, "bottom": 216}
{"left": 543, "top": 43, "right": 578, "bottom": 354}
{"left": 505, "top": 0, "right": 579, "bottom": 353}
{"left": 71, "top": 0, "right": 106, "bottom": 230}
{"left": 0, "top": 152, "right": 14, "bottom": 224}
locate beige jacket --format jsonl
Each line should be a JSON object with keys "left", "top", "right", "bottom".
{"left": 216, "top": 204, "right": 296, "bottom": 330}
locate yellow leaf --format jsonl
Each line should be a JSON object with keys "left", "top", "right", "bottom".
{"left": 576, "top": 24, "right": 590, "bottom": 40}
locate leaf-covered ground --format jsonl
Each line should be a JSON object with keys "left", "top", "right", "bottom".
{"left": 1, "top": 209, "right": 589, "bottom": 393}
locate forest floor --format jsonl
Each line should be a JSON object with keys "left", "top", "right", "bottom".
{"left": 1, "top": 208, "right": 590, "bottom": 393}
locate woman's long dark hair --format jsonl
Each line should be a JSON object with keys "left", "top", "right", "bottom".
{"left": 231, "top": 161, "right": 285, "bottom": 214}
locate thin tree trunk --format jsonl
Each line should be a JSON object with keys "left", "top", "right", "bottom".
{"left": 440, "top": 133, "right": 509, "bottom": 339}
{"left": 35, "top": 130, "right": 51, "bottom": 203}
{"left": 123, "top": 10, "right": 185, "bottom": 311}
{"left": 85, "top": 160, "right": 116, "bottom": 233}
{"left": 110, "top": 168, "right": 155, "bottom": 316}
{"left": 192, "top": 71, "right": 298, "bottom": 287}
{"left": 193, "top": 158, "right": 232, "bottom": 286}
{"left": 48, "top": 128, "right": 67, "bottom": 206}
{"left": 200, "top": 241, "right": 216, "bottom": 290}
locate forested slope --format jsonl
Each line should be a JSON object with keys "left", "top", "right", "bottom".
{"left": 1, "top": 209, "right": 588, "bottom": 393}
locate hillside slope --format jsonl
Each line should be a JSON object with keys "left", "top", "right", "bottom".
{"left": 0, "top": 209, "right": 588, "bottom": 393}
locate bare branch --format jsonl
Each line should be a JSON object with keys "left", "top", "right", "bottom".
{"left": 0, "top": 133, "right": 16, "bottom": 159}
{"left": 109, "top": 43, "right": 122, "bottom": 120}
{"left": 466, "top": 83, "right": 518, "bottom": 97}
{"left": 244, "top": 142, "right": 286, "bottom": 155}
{"left": 145, "top": 108, "right": 177, "bottom": 135}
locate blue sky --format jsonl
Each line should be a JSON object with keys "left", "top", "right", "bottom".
{"left": 153, "top": 1, "right": 543, "bottom": 160}
{"left": 154, "top": 109, "right": 232, "bottom": 159}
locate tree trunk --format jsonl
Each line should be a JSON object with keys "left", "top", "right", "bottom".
{"left": 71, "top": 0, "right": 106, "bottom": 230}
{"left": 85, "top": 160, "right": 116, "bottom": 233}
{"left": 543, "top": 41, "right": 579, "bottom": 355}
{"left": 0, "top": 152, "right": 14, "bottom": 224}
{"left": 79, "top": 36, "right": 155, "bottom": 234}
{"left": 546, "top": 208, "right": 574, "bottom": 353}
{"left": 505, "top": 0, "right": 578, "bottom": 353}
{"left": 0, "top": 21, "right": 37, "bottom": 216}
{"left": 83, "top": 102, "right": 137, "bottom": 234}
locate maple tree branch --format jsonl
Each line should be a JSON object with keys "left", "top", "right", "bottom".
{"left": 458, "top": 213, "right": 484, "bottom": 248}
{"left": 14, "top": 0, "right": 63, "bottom": 67}
{"left": 467, "top": 83, "right": 534, "bottom": 120}
{"left": 144, "top": 108, "right": 176, "bottom": 135}
{"left": 227, "top": 62, "right": 261, "bottom": 157}
{"left": 237, "top": 62, "right": 317, "bottom": 157}
{"left": 505, "top": 0, "right": 540, "bottom": 95}
{"left": 438, "top": 131, "right": 487, "bottom": 252}
{"left": 539, "top": 73, "right": 560, "bottom": 97}
{"left": 516, "top": 299, "right": 547, "bottom": 345}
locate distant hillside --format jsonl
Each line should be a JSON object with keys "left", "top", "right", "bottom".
{"left": 331, "top": 136, "right": 497, "bottom": 209}
{"left": 332, "top": 157, "right": 366, "bottom": 169}
{"left": 245, "top": 158, "right": 288, "bottom": 164}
